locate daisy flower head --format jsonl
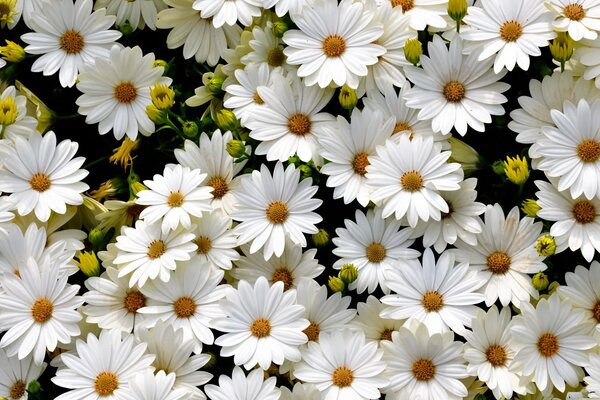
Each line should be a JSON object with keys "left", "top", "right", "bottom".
{"left": 282, "top": 0, "right": 385, "bottom": 89}
{"left": 205, "top": 366, "right": 281, "bottom": 400}
{"left": 0, "top": 85, "right": 37, "bottom": 141}
{"left": 52, "top": 329, "right": 155, "bottom": 399}
{"left": 461, "top": 0, "right": 556, "bottom": 73}
{"left": 332, "top": 208, "right": 421, "bottom": 294}
{"left": 211, "top": 276, "right": 309, "bottom": 370}
{"left": 453, "top": 204, "right": 546, "bottom": 307}
{"left": 380, "top": 248, "right": 486, "bottom": 335}
{"left": 189, "top": 209, "right": 240, "bottom": 270}
{"left": 232, "top": 162, "right": 323, "bottom": 260}
{"left": 20, "top": 0, "right": 121, "bottom": 88}
{"left": 0, "top": 348, "right": 46, "bottom": 400}
{"left": 156, "top": 0, "right": 241, "bottom": 66}
{"left": 381, "top": 321, "right": 468, "bottom": 400}
{"left": 245, "top": 71, "right": 335, "bottom": 164}
{"left": 114, "top": 219, "right": 197, "bottom": 288}
{"left": 510, "top": 294, "right": 596, "bottom": 392}
{"left": 318, "top": 107, "right": 394, "bottom": 207}
{"left": 224, "top": 63, "right": 275, "bottom": 126}
{"left": 136, "top": 164, "right": 214, "bottom": 233}
{"left": 137, "top": 261, "right": 228, "bottom": 348}
{"left": 546, "top": 0, "right": 600, "bottom": 41}
{"left": 174, "top": 130, "right": 247, "bottom": 215}
{"left": 129, "top": 370, "right": 187, "bottom": 400}
{"left": 76, "top": 45, "right": 173, "bottom": 141}
{"left": 0, "top": 131, "right": 89, "bottom": 222}
{"left": 0, "top": 258, "right": 83, "bottom": 365}
{"left": 192, "top": 0, "right": 261, "bottom": 28}
{"left": 232, "top": 242, "right": 324, "bottom": 290}
{"left": 533, "top": 99, "right": 600, "bottom": 199}
{"left": 576, "top": 37, "right": 600, "bottom": 88}
{"left": 536, "top": 179, "right": 600, "bottom": 262}
{"left": 94, "top": 0, "right": 166, "bottom": 31}
{"left": 350, "top": 295, "right": 404, "bottom": 345}
{"left": 241, "top": 24, "right": 290, "bottom": 71}
{"left": 293, "top": 329, "right": 388, "bottom": 400}
{"left": 559, "top": 261, "right": 600, "bottom": 331}
{"left": 366, "top": 135, "right": 463, "bottom": 228}
{"left": 403, "top": 35, "right": 510, "bottom": 136}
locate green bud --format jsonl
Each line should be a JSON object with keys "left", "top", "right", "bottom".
{"left": 491, "top": 160, "right": 506, "bottom": 176}
{"left": 532, "top": 272, "right": 549, "bottom": 292}
{"left": 204, "top": 352, "right": 217, "bottom": 368}
{"left": 288, "top": 155, "right": 301, "bottom": 166}
{"left": 404, "top": 38, "right": 423, "bottom": 66}
{"left": 272, "top": 20, "right": 289, "bottom": 38}
{"left": 298, "top": 164, "right": 312, "bottom": 179}
{"left": 27, "top": 380, "right": 42, "bottom": 394}
{"left": 338, "top": 85, "right": 357, "bottom": 110}
{"left": 88, "top": 228, "right": 106, "bottom": 250}
{"left": 146, "top": 105, "right": 168, "bottom": 125}
{"left": 226, "top": 140, "right": 247, "bottom": 158}
{"left": 182, "top": 121, "right": 199, "bottom": 139}
{"left": 328, "top": 276, "right": 345, "bottom": 293}
{"left": 206, "top": 76, "right": 225, "bottom": 95}
{"left": 473, "top": 395, "right": 486, "bottom": 400}
{"left": 340, "top": 263, "right": 358, "bottom": 284}
{"left": 447, "top": 0, "right": 468, "bottom": 22}
{"left": 215, "top": 109, "right": 239, "bottom": 132}
{"left": 311, "top": 229, "right": 330, "bottom": 248}
{"left": 118, "top": 21, "right": 134, "bottom": 35}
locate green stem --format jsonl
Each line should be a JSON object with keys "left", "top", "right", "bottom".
{"left": 83, "top": 156, "right": 109, "bottom": 170}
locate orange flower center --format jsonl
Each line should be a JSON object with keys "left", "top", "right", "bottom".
{"left": 166, "top": 191, "right": 185, "bottom": 207}
{"left": 9, "top": 380, "right": 26, "bottom": 400}
{"left": 572, "top": 200, "right": 596, "bottom": 224}
{"left": 123, "top": 291, "right": 146, "bottom": 313}
{"left": 391, "top": 0, "right": 414, "bottom": 12}
{"left": 94, "top": 371, "right": 119, "bottom": 396}
{"left": 173, "top": 296, "right": 197, "bottom": 318}
{"left": 564, "top": 3, "right": 585, "bottom": 20}
{"left": 443, "top": 81, "right": 466, "bottom": 103}
{"left": 400, "top": 170, "right": 424, "bottom": 192}
{"left": 250, "top": 317, "right": 271, "bottom": 338}
{"left": 352, "top": 152, "right": 370, "bottom": 176}
{"left": 60, "top": 30, "right": 85, "bottom": 54}
{"left": 147, "top": 240, "right": 167, "bottom": 259}
{"left": 29, "top": 173, "right": 51, "bottom": 192}
{"left": 332, "top": 366, "right": 354, "bottom": 387}
{"left": 208, "top": 176, "right": 229, "bottom": 199}
{"left": 31, "top": 298, "right": 53, "bottom": 323}
{"left": 486, "top": 344, "right": 508, "bottom": 367}
{"left": 272, "top": 267, "right": 294, "bottom": 291}
{"left": 194, "top": 236, "right": 212, "bottom": 255}
{"left": 114, "top": 82, "right": 137, "bottom": 104}
{"left": 577, "top": 139, "right": 600, "bottom": 163}
{"left": 366, "top": 242, "right": 386, "bottom": 263}
{"left": 322, "top": 35, "right": 346, "bottom": 57}
{"left": 303, "top": 321, "right": 321, "bottom": 342}
{"left": 265, "top": 201, "right": 289, "bottom": 224}
{"left": 412, "top": 358, "right": 436, "bottom": 381}
{"left": 486, "top": 251, "right": 511, "bottom": 275}
{"left": 421, "top": 291, "right": 444, "bottom": 312}
{"left": 288, "top": 113, "right": 312, "bottom": 136}
{"left": 500, "top": 20, "right": 523, "bottom": 42}
{"left": 537, "top": 333, "right": 559, "bottom": 357}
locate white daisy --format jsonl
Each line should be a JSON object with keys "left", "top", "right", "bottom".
{"left": 241, "top": 25, "right": 290, "bottom": 71}
{"left": 174, "top": 130, "right": 247, "bottom": 215}
{"left": 282, "top": 0, "right": 385, "bottom": 89}
{"left": 232, "top": 243, "right": 324, "bottom": 290}
{"left": 293, "top": 329, "right": 388, "bottom": 400}
{"left": 137, "top": 261, "right": 227, "bottom": 349}
{"left": 585, "top": 354, "right": 600, "bottom": 398}
{"left": 82, "top": 266, "right": 149, "bottom": 333}
{"left": 211, "top": 276, "right": 309, "bottom": 370}
{"left": 332, "top": 208, "right": 420, "bottom": 294}
{"left": 0, "top": 131, "right": 88, "bottom": 222}
{"left": 0, "top": 258, "right": 83, "bottom": 364}
{"left": 381, "top": 322, "right": 468, "bottom": 400}
{"left": 204, "top": 366, "right": 281, "bottom": 400}
{"left": 96, "top": 199, "right": 146, "bottom": 234}
{"left": 246, "top": 72, "right": 335, "bottom": 163}
{"left": 403, "top": 35, "right": 510, "bottom": 136}
{"left": 94, "top": 0, "right": 166, "bottom": 30}
{"left": 136, "top": 321, "right": 212, "bottom": 399}
{"left": 189, "top": 210, "right": 239, "bottom": 270}
{"left": 350, "top": 295, "right": 404, "bottom": 345}
{"left": 136, "top": 164, "right": 214, "bottom": 233}
{"left": 192, "top": 0, "right": 261, "bottom": 28}
{"left": 20, "top": 0, "right": 122, "bottom": 88}
{"left": 224, "top": 63, "right": 275, "bottom": 126}
{"left": 382, "top": 0, "right": 448, "bottom": 30}
{"left": 366, "top": 135, "right": 463, "bottom": 228}
{"left": 463, "top": 306, "right": 527, "bottom": 399}
{"left": 114, "top": 219, "right": 197, "bottom": 288}
{"left": 461, "top": 0, "right": 556, "bottom": 73}
{"left": 452, "top": 204, "right": 546, "bottom": 307}
{"left": 231, "top": 162, "right": 322, "bottom": 260}
{"left": 52, "top": 329, "right": 155, "bottom": 399}
{"left": 535, "top": 179, "right": 600, "bottom": 262}
{"left": 76, "top": 45, "right": 172, "bottom": 141}
{"left": 280, "top": 383, "right": 321, "bottom": 400}
{"left": 0, "top": 348, "right": 46, "bottom": 400}
{"left": 510, "top": 294, "right": 596, "bottom": 392}
{"left": 421, "top": 178, "right": 486, "bottom": 253}
{"left": 533, "top": 99, "right": 600, "bottom": 199}
{"left": 558, "top": 261, "right": 600, "bottom": 331}
{"left": 546, "top": 0, "right": 600, "bottom": 41}
{"left": 380, "top": 248, "right": 486, "bottom": 335}
{"left": 577, "top": 37, "right": 600, "bottom": 88}
{"left": 156, "top": 0, "right": 241, "bottom": 65}
{"left": 0, "top": 85, "right": 37, "bottom": 141}
{"left": 129, "top": 370, "right": 187, "bottom": 400}
{"left": 318, "top": 108, "right": 393, "bottom": 207}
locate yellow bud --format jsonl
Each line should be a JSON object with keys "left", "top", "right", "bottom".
{"left": 447, "top": 137, "right": 483, "bottom": 175}
{"left": 153, "top": 59, "right": 169, "bottom": 71}
{"left": 536, "top": 235, "right": 556, "bottom": 257}
{"left": 521, "top": 199, "right": 541, "bottom": 218}
{"left": 150, "top": 83, "right": 175, "bottom": 109}
{"left": 531, "top": 272, "right": 549, "bottom": 291}
{"left": 130, "top": 181, "right": 148, "bottom": 198}
{"left": 328, "top": 276, "right": 345, "bottom": 293}
{"left": 272, "top": 20, "right": 288, "bottom": 38}
{"left": 338, "top": 85, "right": 357, "bottom": 110}
{"left": 0, "top": 96, "right": 18, "bottom": 126}
{"left": 340, "top": 263, "right": 358, "bottom": 284}
{"left": 0, "top": 40, "right": 25, "bottom": 63}
{"left": 311, "top": 228, "right": 330, "bottom": 248}
{"left": 146, "top": 104, "right": 168, "bottom": 124}
{"left": 74, "top": 251, "right": 101, "bottom": 277}
{"left": 226, "top": 140, "right": 247, "bottom": 158}
{"left": 215, "top": 109, "right": 239, "bottom": 131}
{"left": 447, "top": 0, "right": 467, "bottom": 22}
{"left": 404, "top": 38, "right": 423, "bottom": 66}
{"left": 503, "top": 155, "right": 529, "bottom": 185}
{"left": 549, "top": 32, "right": 574, "bottom": 68}
{"left": 0, "top": 0, "right": 17, "bottom": 26}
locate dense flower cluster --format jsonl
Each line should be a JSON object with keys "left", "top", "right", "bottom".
{"left": 3, "top": 0, "right": 600, "bottom": 399}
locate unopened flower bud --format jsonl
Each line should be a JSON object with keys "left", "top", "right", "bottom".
{"left": 226, "top": 140, "right": 247, "bottom": 158}
{"left": 503, "top": 155, "right": 529, "bottom": 186}
{"left": 215, "top": 109, "right": 239, "bottom": 132}
{"left": 521, "top": 199, "right": 541, "bottom": 218}
{"left": 340, "top": 263, "right": 358, "bottom": 284}
{"left": 328, "top": 276, "right": 345, "bottom": 293}
{"left": 75, "top": 251, "right": 101, "bottom": 277}
{"left": 0, "top": 40, "right": 25, "bottom": 63}
{"left": 182, "top": 121, "right": 199, "bottom": 139}
{"left": 447, "top": 137, "right": 483, "bottom": 176}
{"left": 311, "top": 228, "right": 330, "bottom": 248}
{"left": 536, "top": 235, "right": 556, "bottom": 257}
{"left": 447, "top": 0, "right": 467, "bottom": 22}
{"left": 272, "top": 20, "right": 289, "bottom": 38}
{"left": 549, "top": 32, "right": 574, "bottom": 70}
{"left": 206, "top": 76, "right": 225, "bottom": 95}
{"left": 532, "top": 272, "right": 549, "bottom": 291}
{"left": 88, "top": 228, "right": 105, "bottom": 250}
{"left": 404, "top": 38, "right": 423, "bottom": 66}
{"left": 146, "top": 105, "right": 168, "bottom": 124}
{"left": 338, "top": 85, "right": 357, "bottom": 110}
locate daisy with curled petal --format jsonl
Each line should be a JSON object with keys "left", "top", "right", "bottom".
{"left": 380, "top": 248, "right": 486, "bottom": 335}
{"left": 0, "top": 85, "right": 37, "bottom": 141}
{"left": 137, "top": 261, "right": 228, "bottom": 349}
{"left": 211, "top": 277, "right": 309, "bottom": 370}
{"left": 174, "top": 130, "right": 247, "bottom": 215}
{"left": 366, "top": 135, "right": 463, "bottom": 228}
{"left": 205, "top": 366, "right": 281, "bottom": 400}
{"left": 232, "top": 243, "right": 324, "bottom": 290}
{"left": 403, "top": 36, "right": 510, "bottom": 136}
{"left": 381, "top": 322, "right": 468, "bottom": 400}
{"left": 453, "top": 204, "right": 546, "bottom": 307}
{"left": 189, "top": 210, "right": 240, "bottom": 270}
{"left": 558, "top": 261, "right": 600, "bottom": 331}
{"left": 192, "top": 0, "right": 261, "bottom": 28}
{"left": 0, "top": 131, "right": 89, "bottom": 222}
{"left": 129, "top": 370, "right": 187, "bottom": 400}
{"left": 350, "top": 295, "right": 404, "bottom": 345}
{"left": 156, "top": 0, "right": 241, "bottom": 66}
{"left": 52, "top": 329, "right": 155, "bottom": 400}
{"left": 76, "top": 45, "right": 172, "bottom": 141}
{"left": 293, "top": 329, "right": 388, "bottom": 400}
{"left": 94, "top": 0, "right": 166, "bottom": 30}
{"left": 232, "top": 162, "right": 322, "bottom": 261}
{"left": 0, "top": 258, "right": 83, "bottom": 365}
{"left": 461, "top": 0, "right": 556, "bottom": 73}
{"left": 20, "top": 0, "right": 121, "bottom": 88}
{"left": 0, "top": 348, "right": 45, "bottom": 400}
{"left": 114, "top": 219, "right": 197, "bottom": 288}
{"left": 510, "top": 294, "right": 597, "bottom": 393}
{"left": 533, "top": 99, "right": 600, "bottom": 199}
{"left": 136, "top": 164, "right": 214, "bottom": 233}
{"left": 282, "top": 0, "right": 385, "bottom": 89}
{"left": 224, "top": 64, "right": 275, "bottom": 126}
{"left": 246, "top": 72, "right": 335, "bottom": 164}
{"left": 318, "top": 108, "right": 393, "bottom": 207}
{"left": 546, "top": 0, "right": 600, "bottom": 41}
{"left": 536, "top": 179, "right": 600, "bottom": 262}
{"left": 332, "top": 208, "right": 420, "bottom": 294}
{"left": 82, "top": 266, "right": 149, "bottom": 333}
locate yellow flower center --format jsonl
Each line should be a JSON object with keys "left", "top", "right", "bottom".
{"left": 537, "top": 333, "right": 559, "bottom": 357}
{"left": 250, "top": 317, "right": 271, "bottom": 338}
{"left": 147, "top": 240, "right": 167, "bottom": 259}
{"left": 393, "top": 121, "right": 413, "bottom": 136}
{"left": 421, "top": 290, "right": 444, "bottom": 312}
{"left": 366, "top": 242, "right": 386, "bottom": 263}
{"left": 166, "top": 191, "right": 185, "bottom": 207}
{"left": 332, "top": 366, "right": 354, "bottom": 387}
{"left": 272, "top": 267, "right": 294, "bottom": 291}
{"left": 31, "top": 298, "right": 53, "bottom": 323}
{"left": 577, "top": 139, "right": 600, "bottom": 163}
{"left": 303, "top": 321, "right": 321, "bottom": 342}
{"left": 486, "top": 251, "right": 511, "bottom": 275}
{"left": 267, "top": 48, "right": 285, "bottom": 67}
{"left": 123, "top": 291, "right": 146, "bottom": 313}
{"left": 207, "top": 176, "right": 229, "bottom": 199}
{"left": 253, "top": 92, "right": 264, "bottom": 105}
{"left": 9, "top": 380, "right": 26, "bottom": 400}
{"left": 265, "top": 201, "right": 289, "bottom": 224}
{"left": 194, "top": 236, "right": 212, "bottom": 255}
{"left": 59, "top": 30, "right": 85, "bottom": 54}
{"left": 322, "top": 35, "right": 346, "bottom": 58}
{"left": 0, "top": 96, "right": 18, "bottom": 126}
{"left": 287, "top": 113, "right": 312, "bottom": 136}
{"left": 352, "top": 152, "right": 370, "bottom": 176}
{"left": 400, "top": 170, "right": 424, "bottom": 192}
{"left": 94, "top": 371, "right": 119, "bottom": 396}
{"left": 29, "top": 172, "right": 51, "bottom": 192}
{"left": 391, "top": 0, "right": 414, "bottom": 12}
{"left": 485, "top": 344, "right": 508, "bottom": 367}
{"left": 500, "top": 20, "right": 523, "bottom": 42}
{"left": 114, "top": 82, "right": 137, "bottom": 104}
{"left": 173, "top": 296, "right": 197, "bottom": 318}
{"left": 564, "top": 3, "right": 585, "bottom": 20}
{"left": 572, "top": 200, "right": 596, "bottom": 224}
{"left": 443, "top": 81, "right": 466, "bottom": 103}
{"left": 593, "top": 301, "right": 600, "bottom": 323}
{"left": 412, "top": 358, "right": 436, "bottom": 381}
